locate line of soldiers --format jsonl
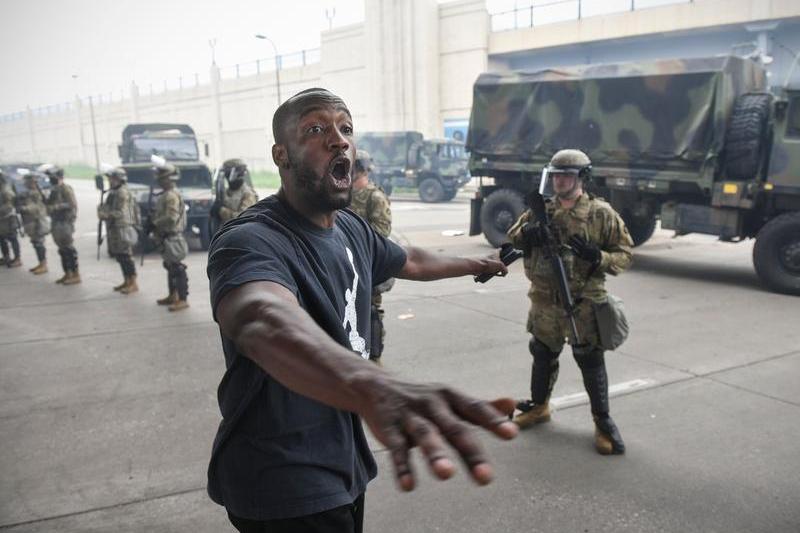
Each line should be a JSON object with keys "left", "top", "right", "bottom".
{"left": 1, "top": 158, "right": 258, "bottom": 313}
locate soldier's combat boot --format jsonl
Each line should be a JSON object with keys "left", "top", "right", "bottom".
{"left": 8, "top": 257, "right": 22, "bottom": 268}
{"left": 513, "top": 400, "right": 551, "bottom": 427}
{"left": 0, "top": 257, "right": 7, "bottom": 267}
{"left": 168, "top": 299, "right": 189, "bottom": 312}
{"left": 55, "top": 273, "right": 68, "bottom": 284}
{"left": 31, "top": 261, "right": 48, "bottom": 275}
{"left": 113, "top": 279, "right": 127, "bottom": 291}
{"left": 157, "top": 291, "right": 178, "bottom": 305}
{"left": 63, "top": 270, "right": 81, "bottom": 285}
{"left": 120, "top": 275, "right": 138, "bottom": 295}
{"left": 593, "top": 414, "right": 625, "bottom": 455}
{"left": 514, "top": 338, "right": 560, "bottom": 429}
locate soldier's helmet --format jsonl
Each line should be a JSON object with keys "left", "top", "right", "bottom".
{"left": 547, "top": 149, "right": 592, "bottom": 180}
{"left": 221, "top": 158, "right": 249, "bottom": 180}
{"left": 355, "top": 150, "right": 373, "bottom": 173}
{"left": 36, "top": 163, "right": 64, "bottom": 179}
{"left": 153, "top": 162, "right": 180, "bottom": 181}
{"left": 105, "top": 167, "right": 127, "bottom": 181}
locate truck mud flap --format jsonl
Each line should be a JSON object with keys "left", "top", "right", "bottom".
{"left": 469, "top": 197, "right": 483, "bottom": 236}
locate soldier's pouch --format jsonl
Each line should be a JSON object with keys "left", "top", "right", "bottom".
{"left": 592, "top": 294, "right": 629, "bottom": 351}
{"left": 162, "top": 234, "right": 188, "bottom": 263}
{"left": 38, "top": 216, "right": 51, "bottom": 236}
{"left": 121, "top": 226, "right": 139, "bottom": 247}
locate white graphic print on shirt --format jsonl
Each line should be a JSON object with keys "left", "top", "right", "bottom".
{"left": 343, "top": 246, "right": 369, "bottom": 359}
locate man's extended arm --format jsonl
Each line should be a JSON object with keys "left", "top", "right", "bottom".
{"left": 216, "top": 280, "right": 517, "bottom": 492}
{"left": 397, "top": 246, "right": 507, "bottom": 281}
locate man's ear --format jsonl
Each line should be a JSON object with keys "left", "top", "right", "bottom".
{"left": 272, "top": 144, "right": 291, "bottom": 169}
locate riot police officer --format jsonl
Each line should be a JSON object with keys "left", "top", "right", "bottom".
{"left": 507, "top": 149, "right": 633, "bottom": 455}
{"left": 40, "top": 164, "right": 80, "bottom": 285}
{"left": 0, "top": 170, "right": 22, "bottom": 268}
{"left": 98, "top": 167, "right": 141, "bottom": 294}
{"left": 148, "top": 162, "right": 189, "bottom": 311}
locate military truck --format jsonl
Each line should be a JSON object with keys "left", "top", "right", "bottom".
{"left": 466, "top": 55, "right": 800, "bottom": 295}
{"left": 356, "top": 131, "right": 470, "bottom": 202}
{"left": 117, "top": 124, "right": 215, "bottom": 250}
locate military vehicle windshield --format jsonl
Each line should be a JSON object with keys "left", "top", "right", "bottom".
{"left": 124, "top": 165, "right": 212, "bottom": 188}
{"left": 130, "top": 137, "right": 199, "bottom": 162}
{"left": 438, "top": 143, "right": 466, "bottom": 160}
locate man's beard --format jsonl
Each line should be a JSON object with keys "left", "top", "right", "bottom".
{"left": 290, "top": 152, "right": 352, "bottom": 211}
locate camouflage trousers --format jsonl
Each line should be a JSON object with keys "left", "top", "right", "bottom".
{"left": 527, "top": 297, "right": 601, "bottom": 353}
{"left": 51, "top": 220, "right": 75, "bottom": 248}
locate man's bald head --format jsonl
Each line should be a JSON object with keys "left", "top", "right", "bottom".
{"left": 272, "top": 88, "right": 351, "bottom": 145}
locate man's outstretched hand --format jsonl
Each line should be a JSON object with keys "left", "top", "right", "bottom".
{"left": 355, "top": 375, "right": 518, "bottom": 491}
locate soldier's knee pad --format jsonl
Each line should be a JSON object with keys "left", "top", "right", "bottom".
{"left": 573, "top": 344, "right": 604, "bottom": 370}
{"left": 529, "top": 338, "right": 560, "bottom": 360}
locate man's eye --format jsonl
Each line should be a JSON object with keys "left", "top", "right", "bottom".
{"left": 341, "top": 125, "right": 354, "bottom": 136}
{"left": 306, "top": 125, "right": 324, "bottom": 134}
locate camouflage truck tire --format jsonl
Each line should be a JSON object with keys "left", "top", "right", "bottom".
{"left": 621, "top": 211, "right": 657, "bottom": 247}
{"left": 481, "top": 188, "right": 526, "bottom": 247}
{"left": 418, "top": 177, "right": 445, "bottom": 203}
{"left": 724, "top": 93, "right": 772, "bottom": 181}
{"left": 752, "top": 211, "right": 800, "bottom": 296}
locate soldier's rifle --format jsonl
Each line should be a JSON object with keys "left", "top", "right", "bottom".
{"left": 95, "top": 175, "right": 106, "bottom": 261}
{"left": 140, "top": 184, "right": 155, "bottom": 266}
{"left": 526, "top": 187, "right": 581, "bottom": 345}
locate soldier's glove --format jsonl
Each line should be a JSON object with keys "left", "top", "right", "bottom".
{"left": 521, "top": 222, "right": 549, "bottom": 248}
{"left": 568, "top": 234, "right": 602, "bottom": 267}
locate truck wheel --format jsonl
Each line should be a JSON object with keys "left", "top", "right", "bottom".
{"left": 418, "top": 178, "right": 445, "bottom": 203}
{"left": 724, "top": 93, "right": 772, "bottom": 181}
{"left": 480, "top": 189, "right": 526, "bottom": 248}
{"left": 442, "top": 189, "right": 458, "bottom": 202}
{"left": 622, "top": 212, "right": 657, "bottom": 247}
{"left": 753, "top": 211, "right": 800, "bottom": 296}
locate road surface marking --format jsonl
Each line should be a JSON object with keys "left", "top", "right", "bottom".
{"left": 551, "top": 378, "right": 657, "bottom": 410}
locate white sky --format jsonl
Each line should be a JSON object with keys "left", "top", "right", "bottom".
{"left": 0, "top": 0, "right": 365, "bottom": 115}
{"left": 0, "top": 0, "right": 688, "bottom": 115}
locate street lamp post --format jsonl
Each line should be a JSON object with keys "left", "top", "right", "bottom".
{"left": 73, "top": 74, "right": 100, "bottom": 173}
{"left": 255, "top": 34, "right": 281, "bottom": 106}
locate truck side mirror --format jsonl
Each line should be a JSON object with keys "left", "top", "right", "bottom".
{"left": 94, "top": 174, "right": 105, "bottom": 191}
{"left": 204, "top": 143, "right": 210, "bottom": 157}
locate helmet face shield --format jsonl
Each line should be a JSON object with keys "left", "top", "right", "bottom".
{"left": 538, "top": 165, "right": 581, "bottom": 198}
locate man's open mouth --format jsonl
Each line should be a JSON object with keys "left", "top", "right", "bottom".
{"left": 327, "top": 156, "right": 351, "bottom": 190}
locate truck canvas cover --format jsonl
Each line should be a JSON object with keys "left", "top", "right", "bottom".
{"left": 467, "top": 56, "right": 766, "bottom": 174}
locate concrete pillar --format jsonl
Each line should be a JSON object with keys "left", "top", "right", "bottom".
{"left": 130, "top": 81, "right": 140, "bottom": 123}
{"left": 74, "top": 96, "right": 86, "bottom": 162}
{"left": 210, "top": 63, "right": 224, "bottom": 164}
{"left": 364, "top": 0, "right": 440, "bottom": 135}
{"left": 26, "top": 106, "right": 37, "bottom": 160}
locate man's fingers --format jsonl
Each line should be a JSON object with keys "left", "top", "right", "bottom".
{"left": 421, "top": 399, "right": 495, "bottom": 485}
{"left": 403, "top": 413, "right": 455, "bottom": 481}
{"left": 443, "top": 389, "right": 518, "bottom": 440}
{"left": 490, "top": 397, "right": 517, "bottom": 417}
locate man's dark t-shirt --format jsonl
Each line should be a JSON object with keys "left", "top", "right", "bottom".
{"left": 206, "top": 195, "right": 407, "bottom": 521}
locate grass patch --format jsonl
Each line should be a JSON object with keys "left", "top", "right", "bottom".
{"left": 250, "top": 170, "right": 281, "bottom": 189}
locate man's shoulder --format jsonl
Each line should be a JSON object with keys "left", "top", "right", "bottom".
{"left": 587, "top": 195, "right": 621, "bottom": 219}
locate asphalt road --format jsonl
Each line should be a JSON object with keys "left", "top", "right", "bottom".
{"left": 1, "top": 180, "right": 798, "bottom": 532}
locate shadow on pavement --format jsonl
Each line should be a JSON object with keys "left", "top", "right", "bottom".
{"left": 630, "top": 253, "right": 763, "bottom": 292}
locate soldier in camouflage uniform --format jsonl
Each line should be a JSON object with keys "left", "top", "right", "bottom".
{"left": 40, "top": 164, "right": 80, "bottom": 285}
{"left": 148, "top": 163, "right": 189, "bottom": 311}
{"left": 0, "top": 170, "right": 22, "bottom": 268}
{"left": 18, "top": 173, "right": 50, "bottom": 275}
{"left": 507, "top": 149, "right": 633, "bottom": 455}
{"left": 214, "top": 158, "right": 258, "bottom": 224}
{"left": 350, "top": 149, "right": 393, "bottom": 364}
{"left": 98, "top": 167, "right": 140, "bottom": 294}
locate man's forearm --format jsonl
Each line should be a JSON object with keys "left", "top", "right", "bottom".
{"left": 398, "top": 246, "right": 487, "bottom": 281}
{"left": 224, "top": 287, "right": 382, "bottom": 413}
